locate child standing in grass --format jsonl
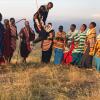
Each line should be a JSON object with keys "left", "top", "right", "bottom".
{"left": 94, "top": 31, "right": 100, "bottom": 71}
{"left": 53, "top": 26, "right": 66, "bottom": 65}
{"left": 41, "top": 23, "right": 54, "bottom": 63}
{"left": 63, "top": 41, "right": 74, "bottom": 65}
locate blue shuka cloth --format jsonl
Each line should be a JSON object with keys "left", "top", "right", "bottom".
{"left": 54, "top": 48, "right": 63, "bottom": 65}
{"left": 95, "top": 56, "right": 100, "bottom": 71}
{"left": 0, "top": 22, "right": 5, "bottom": 57}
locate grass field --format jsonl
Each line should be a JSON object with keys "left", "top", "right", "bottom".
{"left": 0, "top": 43, "right": 100, "bottom": 100}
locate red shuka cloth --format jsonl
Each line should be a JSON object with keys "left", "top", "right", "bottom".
{"left": 63, "top": 41, "right": 74, "bottom": 64}
{"left": 3, "top": 28, "right": 12, "bottom": 58}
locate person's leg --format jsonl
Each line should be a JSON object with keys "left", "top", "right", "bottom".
{"left": 80, "top": 54, "right": 87, "bottom": 68}
{"left": 95, "top": 56, "right": 98, "bottom": 71}
{"left": 54, "top": 49, "right": 63, "bottom": 65}
{"left": 41, "top": 51, "right": 45, "bottom": 63}
{"left": 0, "top": 57, "right": 5, "bottom": 65}
{"left": 41, "top": 51, "right": 49, "bottom": 63}
{"left": 9, "top": 48, "right": 14, "bottom": 63}
{"left": 57, "top": 49, "right": 62, "bottom": 64}
{"left": 8, "top": 55, "right": 12, "bottom": 64}
{"left": 54, "top": 48, "right": 61, "bottom": 64}
{"left": 86, "top": 55, "right": 93, "bottom": 68}
{"left": 95, "top": 56, "right": 100, "bottom": 71}
{"left": 72, "top": 53, "right": 77, "bottom": 65}
{"left": 6, "top": 57, "right": 9, "bottom": 64}
{"left": 33, "top": 24, "right": 42, "bottom": 43}
{"left": 78, "top": 53, "right": 83, "bottom": 67}
{"left": 47, "top": 47, "right": 52, "bottom": 63}
{"left": 97, "top": 59, "right": 100, "bottom": 71}
{"left": 76, "top": 53, "right": 83, "bottom": 66}
{"left": 54, "top": 48, "right": 57, "bottom": 64}
{"left": 44, "top": 50, "right": 50, "bottom": 63}
{"left": 22, "top": 57, "right": 26, "bottom": 63}
{"left": 33, "top": 37, "right": 44, "bottom": 43}
{"left": 4, "top": 56, "right": 7, "bottom": 64}
{"left": 59, "top": 49, "right": 63, "bottom": 64}
{"left": 75, "top": 53, "right": 80, "bottom": 65}
{"left": 9, "top": 54, "right": 13, "bottom": 63}
{"left": 33, "top": 29, "right": 49, "bottom": 43}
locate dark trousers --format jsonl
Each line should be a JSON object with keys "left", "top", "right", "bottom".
{"left": 80, "top": 46, "right": 93, "bottom": 68}
{"left": 72, "top": 53, "right": 83, "bottom": 66}
{"left": 41, "top": 47, "right": 52, "bottom": 63}
{"left": 81, "top": 55, "right": 93, "bottom": 68}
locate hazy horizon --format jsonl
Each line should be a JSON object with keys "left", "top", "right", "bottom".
{"left": 15, "top": 18, "right": 100, "bottom": 34}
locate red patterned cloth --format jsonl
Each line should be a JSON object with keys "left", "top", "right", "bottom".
{"left": 3, "top": 28, "right": 12, "bottom": 58}
{"left": 63, "top": 41, "right": 74, "bottom": 64}
{"left": 19, "top": 27, "right": 34, "bottom": 58}
{"left": 10, "top": 25, "right": 17, "bottom": 51}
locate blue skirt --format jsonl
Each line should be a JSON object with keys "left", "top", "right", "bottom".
{"left": 95, "top": 56, "right": 100, "bottom": 71}
{"left": 54, "top": 48, "right": 63, "bottom": 65}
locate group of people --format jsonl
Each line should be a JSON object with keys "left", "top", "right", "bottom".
{"left": 0, "top": 13, "right": 35, "bottom": 64}
{"left": 0, "top": 2, "right": 100, "bottom": 72}
{"left": 0, "top": 15, "right": 18, "bottom": 64}
{"left": 41, "top": 22, "right": 100, "bottom": 72}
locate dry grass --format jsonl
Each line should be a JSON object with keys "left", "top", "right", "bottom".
{"left": 0, "top": 43, "right": 100, "bottom": 100}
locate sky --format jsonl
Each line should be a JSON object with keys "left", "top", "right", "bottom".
{"left": 0, "top": 0, "right": 100, "bottom": 20}
{"left": 0, "top": 0, "right": 100, "bottom": 32}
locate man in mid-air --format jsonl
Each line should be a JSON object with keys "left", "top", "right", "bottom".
{"left": 33, "top": 2, "right": 53, "bottom": 43}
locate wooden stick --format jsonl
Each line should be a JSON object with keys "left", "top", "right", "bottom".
{"left": 16, "top": 18, "right": 26, "bottom": 24}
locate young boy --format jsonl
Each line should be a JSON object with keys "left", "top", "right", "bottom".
{"left": 54, "top": 26, "right": 66, "bottom": 65}
{"left": 41, "top": 23, "right": 54, "bottom": 63}
{"left": 63, "top": 41, "right": 74, "bottom": 65}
